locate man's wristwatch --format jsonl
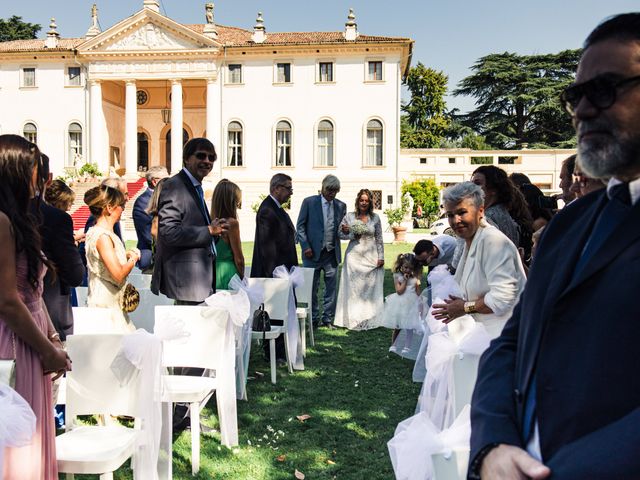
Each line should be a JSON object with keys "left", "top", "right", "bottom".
{"left": 464, "top": 301, "right": 477, "bottom": 314}
{"left": 468, "top": 443, "right": 500, "bottom": 479}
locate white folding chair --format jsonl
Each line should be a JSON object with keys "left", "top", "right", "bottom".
{"left": 56, "top": 334, "right": 140, "bottom": 480}
{"left": 244, "top": 265, "right": 252, "bottom": 279}
{"left": 75, "top": 286, "right": 88, "bottom": 307}
{"left": 247, "top": 278, "right": 291, "bottom": 384}
{"left": 128, "top": 288, "right": 174, "bottom": 332}
{"left": 294, "top": 267, "right": 315, "bottom": 354}
{"left": 127, "top": 273, "right": 152, "bottom": 290}
{"left": 72, "top": 307, "right": 115, "bottom": 334}
{"left": 156, "top": 305, "right": 238, "bottom": 475}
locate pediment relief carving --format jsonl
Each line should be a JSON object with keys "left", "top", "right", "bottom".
{"left": 105, "top": 23, "right": 198, "bottom": 51}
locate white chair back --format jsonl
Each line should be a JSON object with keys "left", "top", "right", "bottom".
{"left": 432, "top": 450, "right": 470, "bottom": 480}
{"left": 244, "top": 266, "right": 252, "bottom": 280}
{"left": 72, "top": 307, "right": 114, "bottom": 334}
{"left": 156, "top": 306, "right": 232, "bottom": 370}
{"left": 75, "top": 286, "right": 88, "bottom": 307}
{"left": 452, "top": 354, "right": 481, "bottom": 418}
{"left": 128, "top": 289, "right": 174, "bottom": 332}
{"left": 246, "top": 278, "right": 290, "bottom": 321}
{"left": 294, "top": 267, "right": 314, "bottom": 306}
{"left": 65, "top": 334, "right": 139, "bottom": 421}
{"left": 127, "top": 273, "right": 152, "bottom": 290}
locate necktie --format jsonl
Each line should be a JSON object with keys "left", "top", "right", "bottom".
{"left": 523, "top": 183, "right": 631, "bottom": 442}
{"left": 324, "top": 201, "right": 334, "bottom": 251}
{"left": 195, "top": 184, "right": 217, "bottom": 256}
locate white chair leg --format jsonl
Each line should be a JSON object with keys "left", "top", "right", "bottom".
{"left": 190, "top": 402, "right": 200, "bottom": 475}
{"left": 308, "top": 312, "right": 315, "bottom": 347}
{"left": 99, "top": 473, "right": 114, "bottom": 480}
{"left": 300, "top": 316, "right": 307, "bottom": 357}
{"left": 270, "top": 339, "right": 277, "bottom": 384}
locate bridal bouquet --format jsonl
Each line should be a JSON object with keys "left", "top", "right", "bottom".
{"left": 350, "top": 220, "right": 368, "bottom": 237}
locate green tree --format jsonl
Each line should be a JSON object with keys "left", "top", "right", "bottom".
{"left": 401, "top": 179, "right": 440, "bottom": 220}
{"left": 453, "top": 49, "right": 580, "bottom": 149}
{"left": 0, "top": 16, "right": 41, "bottom": 42}
{"left": 401, "top": 63, "right": 450, "bottom": 148}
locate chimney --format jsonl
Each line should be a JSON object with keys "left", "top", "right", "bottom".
{"left": 343, "top": 8, "right": 358, "bottom": 41}
{"left": 143, "top": 0, "right": 160, "bottom": 13}
{"left": 85, "top": 4, "right": 101, "bottom": 38}
{"left": 251, "top": 12, "right": 266, "bottom": 44}
{"left": 45, "top": 18, "right": 59, "bottom": 49}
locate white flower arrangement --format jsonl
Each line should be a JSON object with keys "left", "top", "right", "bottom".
{"left": 350, "top": 220, "right": 368, "bottom": 236}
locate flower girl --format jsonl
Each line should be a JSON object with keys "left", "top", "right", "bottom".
{"left": 383, "top": 253, "right": 423, "bottom": 353}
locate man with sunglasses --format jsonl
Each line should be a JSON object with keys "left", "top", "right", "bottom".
{"left": 470, "top": 14, "right": 640, "bottom": 479}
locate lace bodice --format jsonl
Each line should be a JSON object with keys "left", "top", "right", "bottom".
{"left": 339, "top": 212, "right": 384, "bottom": 260}
{"left": 85, "top": 225, "right": 127, "bottom": 288}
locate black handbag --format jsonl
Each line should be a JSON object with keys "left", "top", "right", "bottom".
{"left": 252, "top": 304, "right": 271, "bottom": 341}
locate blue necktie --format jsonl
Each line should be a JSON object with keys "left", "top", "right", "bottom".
{"left": 522, "top": 183, "right": 631, "bottom": 442}
{"left": 195, "top": 184, "right": 216, "bottom": 256}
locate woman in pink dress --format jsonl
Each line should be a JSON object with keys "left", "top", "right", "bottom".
{"left": 0, "top": 134, "right": 71, "bottom": 479}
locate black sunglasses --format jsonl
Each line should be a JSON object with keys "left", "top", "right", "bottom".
{"left": 561, "top": 74, "right": 640, "bottom": 114}
{"left": 194, "top": 152, "right": 216, "bottom": 161}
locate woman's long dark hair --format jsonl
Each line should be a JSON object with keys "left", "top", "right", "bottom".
{"left": 354, "top": 188, "right": 374, "bottom": 215}
{"left": 0, "top": 134, "right": 50, "bottom": 289}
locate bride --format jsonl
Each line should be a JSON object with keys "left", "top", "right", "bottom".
{"left": 334, "top": 188, "right": 385, "bottom": 330}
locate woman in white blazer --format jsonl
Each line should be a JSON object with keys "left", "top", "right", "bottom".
{"left": 433, "top": 182, "right": 526, "bottom": 338}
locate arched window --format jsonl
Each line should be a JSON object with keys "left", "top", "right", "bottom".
{"left": 137, "top": 132, "right": 149, "bottom": 171}
{"left": 23, "top": 122, "right": 37, "bottom": 144}
{"left": 227, "top": 121, "right": 243, "bottom": 167}
{"left": 275, "top": 120, "right": 292, "bottom": 166}
{"left": 366, "top": 119, "right": 383, "bottom": 166}
{"left": 316, "top": 120, "right": 334, "bottom": 167}
{"left": 68, "top": 122, "right": 83, "bottom": 167}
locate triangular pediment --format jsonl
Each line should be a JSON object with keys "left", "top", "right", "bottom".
{"left": 78, "top": 8, "right": 218, "bottom": 54}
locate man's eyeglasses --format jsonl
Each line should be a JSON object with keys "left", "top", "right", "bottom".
{"left": 194, "top": 152, "right": 216, "bottom": 162}
{"left": 561, "top": 74, "right": 640, "bottom": 114}
{"left": 278, "top": 184, "right": 293, "bottom": 192}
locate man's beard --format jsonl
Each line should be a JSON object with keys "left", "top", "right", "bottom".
{"left": 578, "top": 120, "right": 640, "bottom": 179}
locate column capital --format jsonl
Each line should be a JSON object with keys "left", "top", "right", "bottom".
{"left": 89, "top": 79, "right": 102, "bottom": 86}
{"left": 125, "top": 79, "right": 137, "bottom": 87}
{"left": 171, "top": 78, "right": 182, "bottom": 86}
{"left": 206, "top": 77, "right": 216, "bottom": 85}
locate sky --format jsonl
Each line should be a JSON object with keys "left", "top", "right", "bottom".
{"left": 2, "top": 0, "right": 638, "bottom": 112}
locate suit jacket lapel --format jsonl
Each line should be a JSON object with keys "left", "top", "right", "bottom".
{"left": 316, "top": 195, "right": 325, "bottom": 236}
{"left": 178, "top": 170, "right": 209, "bottom": 224}
{"left": 268, "top": 195, "right": 295, "bottom": 231}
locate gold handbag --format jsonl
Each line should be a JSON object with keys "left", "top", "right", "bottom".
{"left": 121, "top": 283, "right": 140, "bottom": 313}
{"left": 0, "top": 334, "right": 16, "bottom": 388}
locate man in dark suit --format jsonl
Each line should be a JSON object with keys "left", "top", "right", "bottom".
{"left": 132, "top": 166, "right": 168, "bottom": 273}
{"left": 296, "top": 174, "right": 346, "bottom": 328}
{"left": 251, "top": 173, "right": 298, "bottom": 360}
{"left": 469, "top": 14, "right": 640, "bottom": 479}
{"left": 152, "top": 137, "right": 227, "bottom": 304}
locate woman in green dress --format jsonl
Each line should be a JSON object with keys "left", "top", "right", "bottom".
{"left": 211, "top": 179, "right": 245, "bottom": 290}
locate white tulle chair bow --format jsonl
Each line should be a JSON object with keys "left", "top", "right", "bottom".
{"left": 0, "top": 383, "right": 36, "bottom": 475}
{"left": 416, "top": 321, "right": 491, "bottom": 430}
{"left": 272, "top": 265, "right": 305, "bottom": 371}
{"left": 110, "top": 321, "right": 188, "bottom": 480}
{"left": 388, "top": 405, "right": 471, "bottom": 480}
{"left": 205, "top": 276, "right": 258, "bottom": 400}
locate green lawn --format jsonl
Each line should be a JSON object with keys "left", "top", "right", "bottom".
{"left": 101, "top": 241, "right": 420, "bottom": 479}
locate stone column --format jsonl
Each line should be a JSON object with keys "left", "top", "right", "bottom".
{"left": 170, "top": 79, "right": 183, "bottom": 175}
{"left": 205, "top": 78, "right": 217, "bottom": 146}
{"left": 125, "top": 80, "right": 138, "bottom": 177}
{"left": 89, "top": 80, "right": 108, "bottom": 172}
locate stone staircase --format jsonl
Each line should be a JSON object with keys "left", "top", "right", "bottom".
{"left": 68, "top": 178, "right": 147, "bottom": 239}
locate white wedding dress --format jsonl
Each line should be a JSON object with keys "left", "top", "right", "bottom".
{"left": 334, "top": 212, "right": 385, "bottom": 330}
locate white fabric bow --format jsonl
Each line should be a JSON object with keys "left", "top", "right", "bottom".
{"left": 272, "top": 265, "right": 305, "bottom": 371}
{"left": 388, "top": 405, "right": 471, "bottom": 480}
{"left": 416, "top": 321, "right": 491, "bottom": 430}
{"left": 0, "top": 383, "right": 36, "bottom": 475}
{"left": 204, "top": 287, "right": 251, "bottom": 327}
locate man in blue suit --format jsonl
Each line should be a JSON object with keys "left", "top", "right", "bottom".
{"left": 469, "top": 14, "right": 640, "bottom": 479}
{"left": 132, "top": 166, "right": 168, "bottom": 273}
{"left": 296, "top": 175, "right": 346, "bottom": 328}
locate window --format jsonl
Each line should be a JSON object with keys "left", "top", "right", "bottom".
{"left": 316, "top": 120, "right": 334, "bottom": 166}
{"left": 367, "top": 61, "right": 383, "bottom": 81}
{"left": 227, "top": 121, "right": 243, "bottom": 166}
{"left": 470, "top": 156, "right": 493, "bottom": 165}
{"left": 371, "top": 190, "right": 383, "bottom": 210}
{"left": 23, "top": 122, "right": 37, "bottom": 144}
{"left": 275, "top": 120, "right": 292, "bottom": 166}
{"left": 318, "top": 62, "right": 334, "bottom": 82}
{"left": 498, "top": 156, "right": 518, "bottom": 164}
{"left": 68, "top": 123, "right": 82, "bottom": 167}
{"left": 22, "top": 67, "right": 36, "bottom": 87}
{"left": 419, "top": 157, "right": 427, "bottom": 164}
{"left": 276, "top": 63, "right": 291, "bottom": 83}
{"left": 449, "top": 157, "right": 456, "bottom": 164}
{"left": 228, "top": 64, "right": 242, "bottom": 84}
{"left": 365, "top": 119, "right": 383, "bottom": 166}
{"left": 67, "top": 67, "right": 81, "bottom": 86}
